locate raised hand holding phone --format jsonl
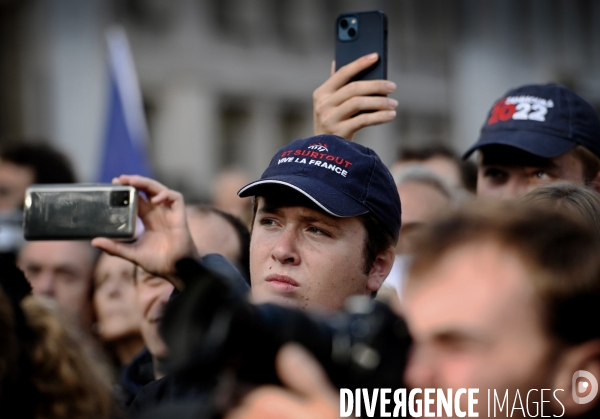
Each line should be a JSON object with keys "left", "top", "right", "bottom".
{"left": 92, "top": 175, "right": 197, "bottom": 288}
{"left": 313, "top": 11, "right": 398, "bottom": 141}
{"left": 313, "top": 54, "right": 397, "bottom": 141}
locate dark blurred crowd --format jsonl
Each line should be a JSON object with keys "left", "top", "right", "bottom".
{"left": 1, "top": 53, "right": 600, "bottom": 419}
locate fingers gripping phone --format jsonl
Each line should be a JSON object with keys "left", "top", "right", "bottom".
{"left": 335, "top": 10, "right": 388, "bottom": 82}
{"left": 23, "top": 184, "right": 138, "bottom": 240}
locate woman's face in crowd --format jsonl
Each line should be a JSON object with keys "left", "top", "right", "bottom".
{"left": 93, "top": 253, "right": 142, "bottom": 342}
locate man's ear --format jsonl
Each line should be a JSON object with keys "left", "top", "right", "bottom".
{"left": 550, "top": 339, "right": 600, "bottom": 417}
{"left": 366, "top": 247, "right": 395, "bottom": 292}
{"left": 589, "top": 171, "right": 600, "bottom": 194}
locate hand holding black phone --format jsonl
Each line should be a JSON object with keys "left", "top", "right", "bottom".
{"left": 335, "top": 11, "right": 387, "bottom": 83}
{"left": 313, "top": 10, "right": 395, "bottom": 141}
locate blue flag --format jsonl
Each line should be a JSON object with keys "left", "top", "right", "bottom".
{"left": 98, "top": 27, "right": 153, "bottom": 182}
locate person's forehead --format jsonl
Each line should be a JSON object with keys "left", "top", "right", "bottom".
{"left": 20, "top": 241, "right": 93, "bottom": 269}
{"left": 404, "top": 240, "right": 542, "bottom": 340}
{"left": 94, "top": 253, "right": 135, "bottom": 278}
{"left": 478, "top": 145, "right": 556, "bottom": 168}
{"left": 256, "top": 195, "right": 350, "bottom": 226}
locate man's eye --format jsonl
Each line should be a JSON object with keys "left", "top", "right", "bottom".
{"left": 307, "top": 226, "right": 329, "bottom": 236}
{"left": 483, "top": 168, "right": 508, "bottom": 180}
{"left": 534, "top": 170, "right": 549, "bottom": 179}
{"left": 57, "top": 272, "right": 78, "bottom": 284}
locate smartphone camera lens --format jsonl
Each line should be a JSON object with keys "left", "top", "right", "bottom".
{"left": 110, "top": 191, "right": 130, "bottom": 207}
{"left": 338, "top": 15, "right": 358, "bottom": 41}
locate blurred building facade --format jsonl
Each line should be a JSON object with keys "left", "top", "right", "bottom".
{"left": 0, "top": 0, "right": 599, "bottom": 198}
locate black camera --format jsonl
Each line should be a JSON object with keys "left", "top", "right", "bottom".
{"left": 155, "top": 258, "right": 411, "bottom": 417}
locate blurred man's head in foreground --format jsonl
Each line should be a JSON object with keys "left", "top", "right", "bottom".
{"left": 238, "top": 134, "right": 400, "bottom": 312}
{"left": 404, "top": 201, "right": 600, "bottom": 418}
{"left": 464, "top": 84, "right": 600, "bottom": 199}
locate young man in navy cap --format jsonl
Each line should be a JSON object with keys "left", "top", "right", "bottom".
{"left": 463, "top": 84, "right": 600, "bottom": 199}
{"left": 238, "top": 134, "right": 400, "bottom": 311}
{"left": 314, "top": 56, "right": 600, "bottom": 199}
{"left": 93, "top": 134, "right": 400, "bottom": 312}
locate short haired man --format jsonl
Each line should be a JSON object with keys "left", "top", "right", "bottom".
{"left": 402, "top": 202, "right": 600, "bottom": 417}
{"left": 93, "top": 134, "right": 400, "bottom": 313}
{"left": 18, "top": 240, "right": 95, "bottom": 329}
{"left": 313, "top": 57, "right": 600, "bottom": 199}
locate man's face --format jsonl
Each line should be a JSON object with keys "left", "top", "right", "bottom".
{"left": 396, "top": 181, "right": 450, "bottom": 254}
{"left": 18, "top": 241, "right": 94, "bottom": 324}
{"left": 134, "top": 266, "right": 173, "bottom": 358}
{"left": 93, "top": 253, "right": 141, "bottom": 342}
{"left": 249, "top": 195, "right": 374, "bottom": 312}
{"left": 476, "top": 145, "right": 585, "bottom": 199}
{"left": 403, "top": 240, "right": 559, "bottom": 417}
{"left": 0, "top": 160, "right": 34, "bottom": 211}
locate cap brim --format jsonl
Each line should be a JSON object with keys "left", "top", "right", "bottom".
{"left": 238, "top": 175, "right": 369, "bottom": 218}
{"left": 462, "top": 130, "right": 575, "bottom": 160}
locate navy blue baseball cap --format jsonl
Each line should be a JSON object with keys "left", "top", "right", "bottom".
{"left": 238, "top": 134, "right": 401, "bottom": 240}
{"left": 463, "top": 84, "right": 600, "bottom": 159}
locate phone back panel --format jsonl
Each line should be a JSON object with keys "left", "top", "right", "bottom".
{"left": 335, "top": 11, "right": 387, "bottom": 81}
{"left": 23, "top": 184, "right": 137, "bottom": 240}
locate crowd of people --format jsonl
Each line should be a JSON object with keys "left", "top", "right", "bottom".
{"left": 1, "top": 50, "right": 600, "bottom": 419}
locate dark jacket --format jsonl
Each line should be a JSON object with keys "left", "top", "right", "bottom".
{"left": 118, "top": 348, "right": 155, "bottom": 409}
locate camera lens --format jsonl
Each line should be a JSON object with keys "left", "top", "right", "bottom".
{"left": 348, "top": 28, "right": 356, "bottom": 37}
{"left": 340, "top": 19, "right": 348, "bottom": 29}
{"left": 110, "top": 191, "right": 130, "bottom": 207}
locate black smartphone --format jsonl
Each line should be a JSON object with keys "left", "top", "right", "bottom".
{"left": 23, "top": 184, "right": 138, "bottom": 240}
{"left": 335, "top": 10, "right": 388, "bottom": 82}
